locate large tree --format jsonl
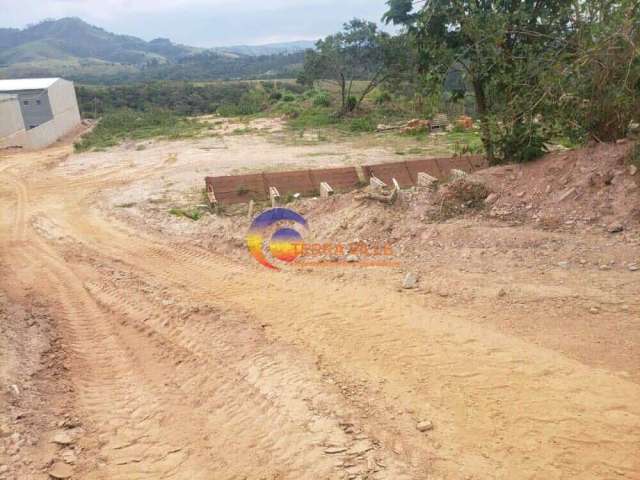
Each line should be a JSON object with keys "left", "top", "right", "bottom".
{"left": 302, "top": 19, "right": 409, "bottom": 114}
{"left": 384, "top": 0, "right": 575, "bottom": 163}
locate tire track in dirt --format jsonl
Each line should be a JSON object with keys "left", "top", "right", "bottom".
{"left": 11, "top": 213, "right": 415, "bottom": 479}
{"left": 61, "top": 224, "right": 640, "bottom": 480}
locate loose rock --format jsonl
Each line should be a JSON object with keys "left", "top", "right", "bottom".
{"left": 49, "top": 462, "right": 73, "bottom": 479}
{"left": 402, "top": 272, "right": 418, "bottom": 289}
{"left": 52, "top": 432, "right": 73, "bottom": 446}
{"left": 417, "top": 421, "right": 434, "bottom": 432}
{"left": 607, "top": 223, "right": 624, "bottom": 234}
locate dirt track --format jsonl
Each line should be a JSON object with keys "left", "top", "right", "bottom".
{"left": 1, "top": 135, "right": 639, "bottom": 480}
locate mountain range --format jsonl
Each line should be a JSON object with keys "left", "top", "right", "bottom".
{"left": 0, "top": 18, "right": 315, "bottom": 83}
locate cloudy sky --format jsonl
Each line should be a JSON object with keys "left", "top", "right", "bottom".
{"left": 0, "top": 0, "right": 394, "bottom": 46}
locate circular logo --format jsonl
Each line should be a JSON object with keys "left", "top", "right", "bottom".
{"left": 247, "top": 208, "right": 308, "bottom": 269}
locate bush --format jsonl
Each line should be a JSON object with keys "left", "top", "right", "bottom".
{"left": 288, "top": 108, "right": 338, "bottom": 129}
{"left": 282, "top": 93, "right": 296, "bottom": 102}
{"left": 346, "top": 96, "right": 357, "bottom": 112}
{"left": 312, "top": 92, "right": 331, "bottom": 107}
{"left": 494, "top": 121, "right": 548, "bottom": 163}
{"left": 374, "top": 91, "right": 392, "bottom": 105}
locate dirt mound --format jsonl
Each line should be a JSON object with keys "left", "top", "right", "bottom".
{"left": 474, "top": 141, "right": 639, "bottom": 229}
{"left": 295, "top": 142, "right": 639, "bottom": 242}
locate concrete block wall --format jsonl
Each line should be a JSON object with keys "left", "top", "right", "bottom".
{"left": 205, "top": 155, "right": 487, "bottom": 206}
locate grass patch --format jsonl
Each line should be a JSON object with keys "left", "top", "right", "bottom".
{"left": 446, "top": 131, "right": 484, "bottom": 155}
{"left": 169, "top": 207, "right": 204, "bottom": 221}
{"left": 74, "top": 109, "right": 206, "bottom": 152}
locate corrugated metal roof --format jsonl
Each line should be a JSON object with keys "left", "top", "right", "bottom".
{"left": 0, "top": 78, "right": 61, "bottom": 92}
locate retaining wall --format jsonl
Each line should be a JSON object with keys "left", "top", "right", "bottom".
{"left": 206, "top": 155, "right": 485, "bottom": 205}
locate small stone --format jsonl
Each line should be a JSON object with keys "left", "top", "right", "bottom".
{"left": 607, "top": 223, "right": 624, "bottom": 234}
{"left": 484, "top": 193, "right": 499, "bottom": 205}
{"left": 346, "top": 255, "right": 359, "bottom": 263}
{"left": 52, "top": 432, "right": 73, "bottom": 446}
{"left": 49, "top": 462, "right": 73, "bottom": 479}
{"left": 629, "top": 164, "right": 638, "bottom": 176}
{"left": 497, "top": 288, "right": 507, "bottom": 298}
{"left": 60, "top": 449, "right": 77, "bottom": 465}
{"left": 629, "top": 264, "right": 639, "bottom": 272}
{"left": 450, "top": 169, "right": 467, "bottom": 180}
{"left": 402, "top": 272, "right": 418, "bottom": 289}
{"left": 558, "top": 261, "right": 569, "bottom": 269}
{"left": 589, "top": 307, "right": 600, "bottom": 315}
{"left": 417, "top": 421, "right": 434, "bottom": 432}
{"left": 417, "top": 172, "right": 438, "bottom": 189}
{"left": 0, "top": 465, "right": 8, "bottom": 474}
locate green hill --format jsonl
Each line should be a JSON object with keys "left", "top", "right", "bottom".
{"left": 0, "top": 18, "right": 311, "bottom": 84}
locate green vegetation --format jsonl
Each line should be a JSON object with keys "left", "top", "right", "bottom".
{"left": 169, "top": 207, "right": 204, "bottom": 221}
{"left": 1, "top": 18, "right": 307, "bottom": 84}
{"left": 74, "top": 109, "right": 205, "bottom": 152}
{"left": 300, "top": 19, "right": 410, "bottom": 114}
{"left": 384, "top": 0, "right": 640, "bottom": 163}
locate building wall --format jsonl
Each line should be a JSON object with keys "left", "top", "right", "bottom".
{"left": 23, "top": 108, "right": 81, "bottom": 149}
{"left": 17, "top": 90, "right": 54, "bottom": 129}
{"left": 0, "top": 79, "right": 82, "bottom": 149}
{"left": 0, "top": 95, "right": 28, "bottom": 148}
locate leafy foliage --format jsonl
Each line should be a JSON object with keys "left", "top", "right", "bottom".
{"left": 301, "top": 19, "right": 411, "bottom": 114}
{"left": 384, "top": 0, "right": 640, "bottom": 163}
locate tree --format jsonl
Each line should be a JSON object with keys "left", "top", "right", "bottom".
{"left": 302, "top": 19, "right": 409, "bottom": 114}
{"left": 553, "top": 0, "right": 640, "bottom": 142}
{"left": 384, "top": 0, "right": 574, "bottom": 164}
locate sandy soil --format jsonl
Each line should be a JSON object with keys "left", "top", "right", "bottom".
{"left": 0, "top": 121, "right": 639, "bottom": 480}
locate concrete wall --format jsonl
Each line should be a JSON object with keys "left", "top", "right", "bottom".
{"left": 17, "top": 90, "right": 54, "bottom": 129}
{"left": 0, "top": 79, "right": 82, "bottom": 149}
{"left": 205, "top": 156, "right": 488, "bottom": 205}
{"left": 0, "top": 95, "right": 27, "bottom": 148}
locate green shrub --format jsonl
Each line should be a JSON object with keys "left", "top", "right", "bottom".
{"left": 374, "top": 91, "right": 392, "bottom": 105}
{"left": 495, "top": 121, "right": 547, "bottom": 163}
{"left": 282, "top": 93, "right": 296, "bottom": 102}
{"left": 346, "top": 96, "right": 357, "bottom": 112}
{"left": 288, "top": 108, "right": 337, "bottom": 129}
{"left": 169, "top": 208, "right": 203, "bottom": 221}
{"left": 313, "top": 92, "right": 331, "bottom": 107}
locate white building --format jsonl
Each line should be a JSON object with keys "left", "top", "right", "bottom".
{"left": 0, "top": 78, "right": 82, "bottom": 149}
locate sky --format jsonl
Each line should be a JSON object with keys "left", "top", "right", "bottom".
{"left": 0, "top": 0, "right": 394, "bottom": 47}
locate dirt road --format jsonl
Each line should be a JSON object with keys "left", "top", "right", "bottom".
{"left": 1, "top": 138, "right": 639, "bottom": 480}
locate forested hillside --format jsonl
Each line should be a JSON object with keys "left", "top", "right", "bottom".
{"left": 0, "top": 18, "right": 309, "bottom": 84}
